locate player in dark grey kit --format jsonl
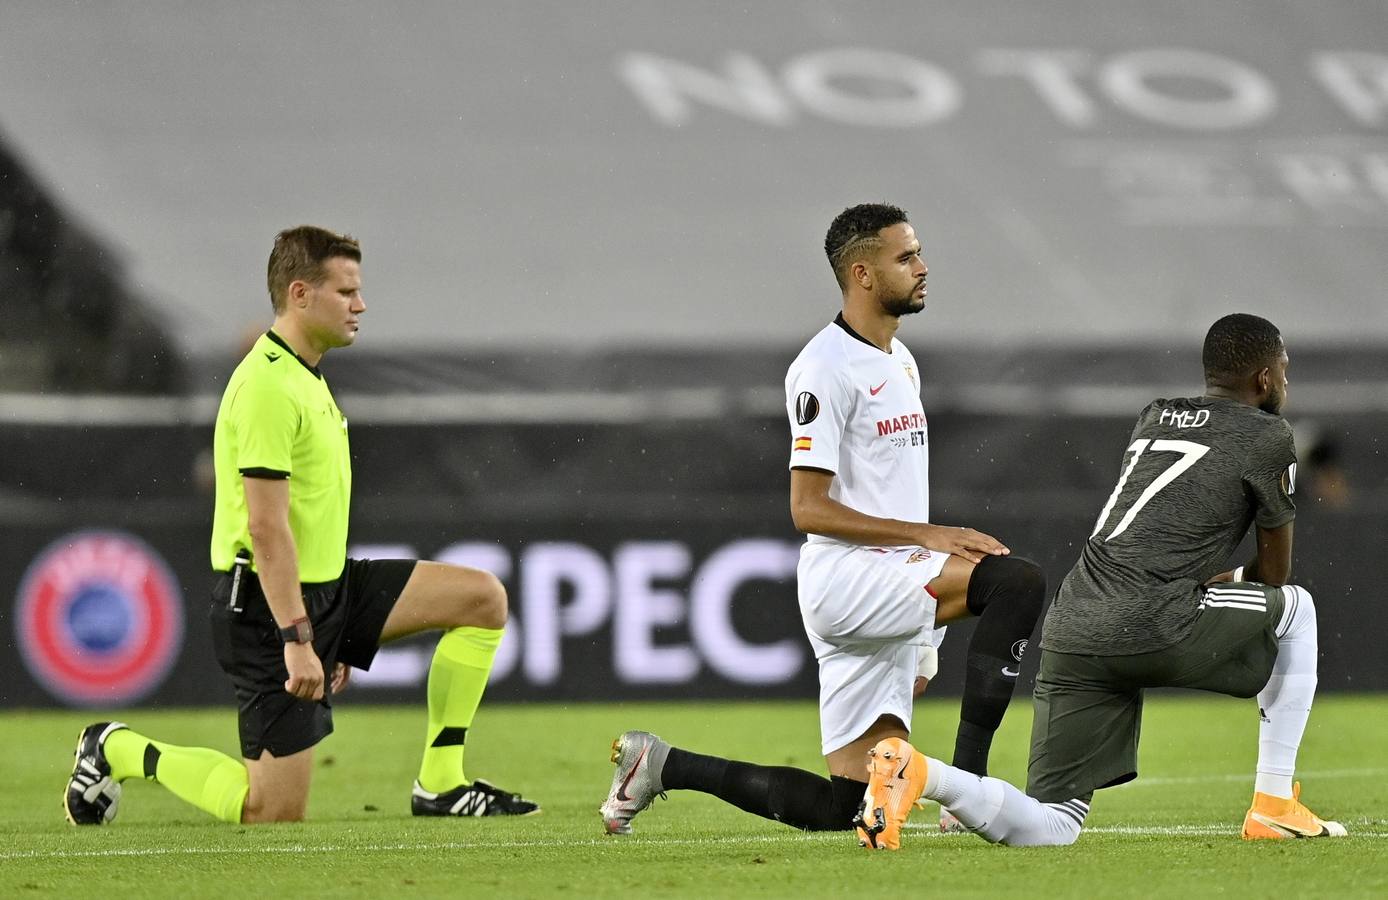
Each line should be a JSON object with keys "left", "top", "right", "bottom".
{"left": 866, "top": 313, "right": 1346, "bottom": 845}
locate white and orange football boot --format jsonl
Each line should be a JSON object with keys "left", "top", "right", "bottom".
{"left": 853, "top": 737, "right": 929, "bottom": 850}
{"left": 1241, "top": 782, "right": 1347, "bottom": 839}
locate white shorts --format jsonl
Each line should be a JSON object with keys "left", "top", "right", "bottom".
{"left": 798, "top": 541, "right": 950, "bottom": 755}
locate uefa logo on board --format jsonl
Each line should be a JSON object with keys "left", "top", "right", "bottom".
{"left": 15, "top": 530, "right": 185, "bottom": 707}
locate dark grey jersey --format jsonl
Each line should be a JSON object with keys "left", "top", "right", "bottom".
{"left": 1042, "top": 396, "right": 1297, "bottom": 656}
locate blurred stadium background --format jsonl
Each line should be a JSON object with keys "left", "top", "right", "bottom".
{"left": 1, "top": 0, "right": 1385, "bottom": 711}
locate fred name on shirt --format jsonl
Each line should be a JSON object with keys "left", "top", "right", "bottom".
{"left": 1159, "top": 408, "right": 1211, "bottom": 428}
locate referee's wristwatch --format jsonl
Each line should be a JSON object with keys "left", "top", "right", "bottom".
{"left": 278, "top": 616, "right": 314, "bottom": 645}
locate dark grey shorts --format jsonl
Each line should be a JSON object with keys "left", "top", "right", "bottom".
{"left": 1026, "top": 583, "right": 1286, "bottom": 803}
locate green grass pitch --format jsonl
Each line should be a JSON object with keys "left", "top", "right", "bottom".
{"left": 3, "top": 694, "right": 1386, "bottom": 898}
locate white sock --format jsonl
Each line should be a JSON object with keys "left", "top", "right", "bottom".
{"left": 1255, "top": 586, "right": 1318, "bottom": 799}
{"left": 925, "top": 757, "right": 1084, "bottom": 846}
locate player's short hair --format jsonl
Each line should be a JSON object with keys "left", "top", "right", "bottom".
{"left": 1202, "top": 313, "right": 1283, "bottom": 386}
{"left": 824, "top": 203, "right": 910, "bottom": 289}
{"left": 267, "top": 226, "right": 361, "bottom": 313}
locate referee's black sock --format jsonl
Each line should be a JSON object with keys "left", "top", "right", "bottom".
{"left": 953, "top": 555, "right": 1046, "bottom": 776}
{"left": 660, "top": 747, "right": 864, "bottom": 831}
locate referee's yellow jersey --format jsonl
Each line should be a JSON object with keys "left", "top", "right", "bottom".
{"left": 210, "top": 331, "right": 351, "bottom": 582}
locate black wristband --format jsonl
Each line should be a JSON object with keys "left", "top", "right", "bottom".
{"left": 278, "top": 616, "right": 314, "bottom": 644}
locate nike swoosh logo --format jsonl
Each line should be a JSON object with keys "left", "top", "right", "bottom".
{"left": 1249, "top": 811, "right": 1326, "bottom": 837}
{"left": 265, "top": 352, "right": 281, "bottom": 362}
{"left": 869, "top": 380, "right": 888, "bottom": 396}
{"left": 615, "top": 746, "right": 648, "bottom": 802}
{"left": 1001, "top": 666, "right": 1020, "bottom": 677}
{"left": 896, "top": 760, "right": 910, "bottom": 779}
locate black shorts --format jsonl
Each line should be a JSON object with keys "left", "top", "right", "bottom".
{"left": 209, "top": 558, "right": 417, "bottom": 759}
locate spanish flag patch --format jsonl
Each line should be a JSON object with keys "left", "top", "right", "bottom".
{"left": 793, "top": 436, "right": 813, "bottom": 452}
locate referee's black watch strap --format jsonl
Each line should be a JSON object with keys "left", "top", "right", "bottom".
{"left": 278, "top": 616, "right": 314, "bottom": 644}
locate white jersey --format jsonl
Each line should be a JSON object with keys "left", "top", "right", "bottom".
{"left": 785, "top": 314, "right": 929, "bottom": 546}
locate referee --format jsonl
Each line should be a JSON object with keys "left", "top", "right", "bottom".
{"left": 65, "top": 226, "right": 537, "bottom": 825}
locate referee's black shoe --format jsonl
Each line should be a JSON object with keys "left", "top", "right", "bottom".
{"left": 64, "top": 722, "right": 128, "bottom": 825}
{"left": 411, "top": 779, "right": 541, "bottom": 817}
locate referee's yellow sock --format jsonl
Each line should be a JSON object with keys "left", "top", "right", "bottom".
{"left": 417, "top": 625, "right": 504, "bottom": 793}
{"left": 105, "top": 728, "right": 249, "bottom": 824}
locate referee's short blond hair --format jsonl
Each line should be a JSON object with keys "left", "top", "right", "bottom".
{"left": 267, "top": 226, "right": 361, "bottom": 313}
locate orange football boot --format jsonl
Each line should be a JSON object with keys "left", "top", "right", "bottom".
{"left": 1242, "top": 782, "right": 1347, "bottom": 839}
{"left": 853, "top": 737, "right": 929, "bottom": 850}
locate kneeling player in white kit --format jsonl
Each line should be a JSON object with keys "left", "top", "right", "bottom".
{"left": 601, "top": 204, "right": 1047, "bottom": 849}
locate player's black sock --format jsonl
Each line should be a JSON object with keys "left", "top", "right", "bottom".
{"left": 660, "top": 747, "right": 864, "bottom": 831}
{"left": 953, "top": 555, "right": 1046, "bottom": 776}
